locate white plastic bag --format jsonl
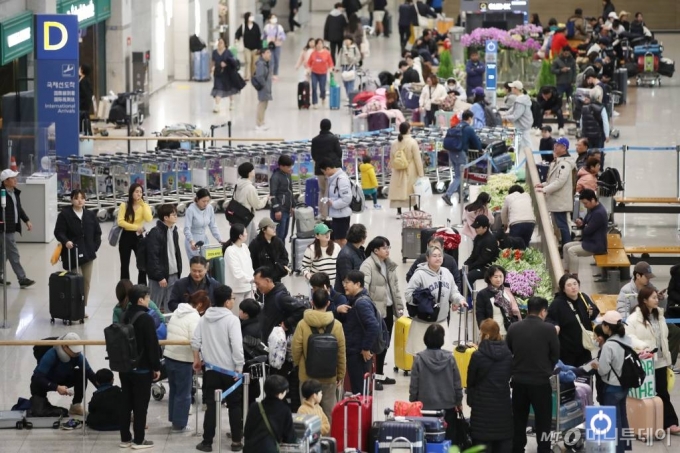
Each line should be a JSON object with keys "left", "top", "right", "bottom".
{"left": 268, "top": 326, "right": 287, "bottom": 370}
{"left": 413, "top": 177, "right": 432, "bottom": 197}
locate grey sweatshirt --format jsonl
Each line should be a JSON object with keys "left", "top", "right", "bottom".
{"left": 405, "top": 263, "right": 464, "bottom": 323}
{"left": 505, "top": 94, "right": 534, "bottom": 131}
{"left": 598, "top": 334, "right": 634, "bottom": 387}
{"left": 409, "top": 348, "right": 463, "bottom": 410}
{"left": 191, "top": 307, "right": 245, "bottom": 372}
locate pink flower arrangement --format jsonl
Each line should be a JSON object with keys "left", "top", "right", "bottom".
{"left": 508, "top": 24, "right": 544, "bottom": 37}
{"left": 461, "top": 26, "right": 542, "bottom": 53}
{"left": 505, "top": 270, "right": 542, "bottom": 298}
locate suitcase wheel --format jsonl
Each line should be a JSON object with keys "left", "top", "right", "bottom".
{"left": 50, "top": 318, "right": 55, "bottom": 324}
{"left": 79, "top": 319, "right": 84, "bottom": 324}
{"left": 16, "top": 421, "right": 23, "bottom": 430}
{"left": 152, "top": 383, "right": 166, "bottom": 401}
{"left": 402, "top": 257, "right": 407, "bottom": 263}
{"left": 24, "top": 421, "right": 33, "bottom": 429}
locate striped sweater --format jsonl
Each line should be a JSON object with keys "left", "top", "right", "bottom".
{"left": 301, "top": 244, "right": 340, "bottom": 287}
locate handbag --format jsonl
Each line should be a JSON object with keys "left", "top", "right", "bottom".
{"left": 108, "top": 223, "right": 123, "bottom": 247}
{"left": 407, "top": 271, "right": 442, "bottom": 322}
{"left": 224, "top": 185, "right": 255, "bottom": 227}
{"left": 50, "top": 243, "right": 63, "bottom": 265}
{"left": 453, "top": 411, "right": 473, "bottom": 450}
{"left": 341, "top": 69, "right": 356, "bottom": 82}
{"left": 413, "top": 176, "right": 433, "bottom": 197}
{"left": 573, "top": 294, "right": 598, "bottom": 352}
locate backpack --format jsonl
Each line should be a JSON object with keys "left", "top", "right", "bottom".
{"left": 483, "top": 105, "right": 502, "bottom": 127}
{"left": 609, "top": 340, "right": 647, "bottom": 389}
{"left": 33, "top": 337, "right": 59, "bottom": 364}
{"left": 336, "top": 174, "right": 366, "bottom": 213}
{"left": 104, "top": 311, "right": 145, "bottom": 373}
{"left": 598, "top": 167, "right": 623, "bottom": 192}
{"left": 356, "top": 296, "right": 389, "bottom": 355}
{"left": 305, "top": 321, "right": 339, "bottom": 378}
{"left": 135, "top": 231, "right": 149, "bottom": 272}
{"left": 391, "top": 147, "right": 409, "bottom": 170}
{"left": 443, "top": 123, "right": 468, "bottom": 152}
{"left": 566, "top": 20, "right": 576, "bottom": 39}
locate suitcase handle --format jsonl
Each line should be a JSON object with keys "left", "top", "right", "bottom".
{"left": 390, "top": 437, "right": 414, "bottom": 452}
{"left": 67, "top": 246, "right": 79, "bottom": 273}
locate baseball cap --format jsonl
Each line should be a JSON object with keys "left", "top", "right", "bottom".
{"left": 633, "top": 261, "right": 655, "bottom": 279}
{"left": 0, "top": 169, "right": 18, "bottom": 182}
{"left": 508, "top": 80, "right": 523, "bottom": 90}
{"left": 473, "top": 87, "right": 485, "bottom": 96}
{"left": 314, "top": 223, "right": 332, "bottom": 235}
{"left": 61, "top": 332, "right": 83, "bottom": 354}
{"left": 608, "top": 12, "right": 618, "bottom": 19}
{"left": 602, "top": 311, "right": 625, "bottom": 325}
{"left": 471, "top": 215, "right": 490, "bottom": 229}
{"left": 555, "top": 137, "right": 570, "bottom": 148}
{"left": 258, "top": 217, "right": 277, "bottom": 230}
{"left": 541, "top": 125, "right": 553, "bottom": 133}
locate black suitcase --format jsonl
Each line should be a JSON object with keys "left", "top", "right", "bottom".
{"left": 319, "top": 436, "right": 337, "bottom": 453}
{"left": 536, "top": 163, "right": 550, "bottom": 183}
{"left": 382, "top": 10, "right": 392, "bottom": 37}
{"left": 659, "top": 58, "right": 675, "bottom": 77}
{"left": 614, "top": 68, "right": 627, "bottom": 105}
{"left": 49, "top": 249, "right": 85, "bottom": 325}
{"left": 377, "top": 420, "right": 425, "bottom": 453}
{"left": 297, "top": 81, "right": 310, "bottom": 109}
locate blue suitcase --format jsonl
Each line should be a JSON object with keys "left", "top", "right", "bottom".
{"left": 426, "top": 440, "right": 452, "bottom": 453}
{"left": 377, "top": 421, "right": 425, "bottom": 453}
{"left": 330, "top": 85, "right": 341, "bottom": 110}
{"left": 633, "top": 44, "right": 662, "bottom": 57}
{"left": 305, "top": 177, "right": 319, "bottom": 216}
{"left": 192, "top": 49, "right": 210, "bottom": 81}
{"left": 401, "top": 86, "right": 420, "bottom": 110}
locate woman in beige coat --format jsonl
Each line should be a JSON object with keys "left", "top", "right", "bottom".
{"left": 388, "top": 122, "right": 425, "bottom": 215}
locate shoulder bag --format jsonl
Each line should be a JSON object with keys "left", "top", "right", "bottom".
{"left": 258, "top": 402, "right": 280, "bottom": 452}
{"left": 224, "top": 185, "right": 255, "bottom": 227}
{"left": 571, "top": 294, "right": 598, "bottom": 352}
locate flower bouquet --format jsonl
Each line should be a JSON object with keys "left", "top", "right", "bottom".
{"left": 477, "top": 173, "right": 528, "bottom": 211}
{"left": 494, "top": 247, "right": 554, "bottom": 308}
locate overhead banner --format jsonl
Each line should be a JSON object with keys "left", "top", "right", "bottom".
{"left": 34, "top": 14, "right": 80, "bottom": 159}
{"left": 0, "top": 11, "right": 34, "bottom": 66}
{"left": 460, "top": 0, "right": 530, "bottom": 14}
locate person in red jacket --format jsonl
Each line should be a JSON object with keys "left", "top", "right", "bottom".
{"left": 307, "top": 38, "right": 334, "bottom": 109}
{"left": 550, "top": 27, "right": 572, "bottom": 59}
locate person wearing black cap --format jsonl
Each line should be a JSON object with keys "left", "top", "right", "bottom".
{"left": 463, "top": 215, "right": 499, "bottom": 285}
{"left": 311, "top": 119, "right": 343, "bottom": 206}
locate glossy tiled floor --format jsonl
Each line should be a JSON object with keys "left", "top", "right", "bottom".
{"left": 2, "top": 11, "right": 680, "bottom": 452}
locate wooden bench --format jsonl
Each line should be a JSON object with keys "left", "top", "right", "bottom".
{"left": 594, "top": 249, "right": 631, "bottom": 294}
{"left": 625, "top": 246, "right": 680, "bottom": 265}
{"left": 591, "top": 294, "right": 617, "bottom": 314}
{"left": 607, "top": 234, "right": 623, "bottom": 250}
{"left": 613, "top": 197, "right": 680, "bottom": 214}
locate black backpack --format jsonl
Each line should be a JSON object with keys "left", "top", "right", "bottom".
{"left": 598, "top": 167, "right": 623, "bottom": 192}
{"left": 305, "top": 321, "right": 339, "bottom": 379}
{"left": 33, "top": 337, "right": 59, "bottom": 364}
{"left": 483, "top": 104, "right": 502, "bottom": 127}
{"left": 609, "top": 340, "right": 647, "bottom": 389}
{"left": 104, "top": 311, "right": 145, "bottom": 373}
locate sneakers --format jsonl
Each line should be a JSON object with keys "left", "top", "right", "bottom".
{"left": 171, "top": 426, "right": 192, "bottom": 433}
{"left": 558, "top": 128, "right": 565, "bottom": 136}
{"left": 312, "top": 104, "right": 319, "bottom": 109}
{"left": 255, "top": 125, "right": 270, "bottom": 132}
{"left": 60, "top": 418, "right": 83, "bottom": 430}
{"left": 381, "top": 377, "right": 397, "bottom": 385}
{"left": 196, "top": 442, "right": 213, "bottom": 452}
{"left": 442, "top": 194, "right": 453, "bottom": 206}
{"left": 120, "top": 442, "right": 133, "bottom": 449}
{"left": 375, "top": 381, "right": 384, "bottom": 391}
{"left": 131, "top": 440, "right": 154, "bottom": 450}
{"left": 69, "top": 403, "right": 84, "bottom": 416}
{"left": 201, "top": 404, "right": 208, "bottom": 412}
{"left": 321, "top": 98, "right": 327, "bottom": 107}
{"left": 19, "top": 278, "right": 35, "bottom": 288}
{"left": 231, "top": 442, "right": 244, "bottom": 451}
{"left": 212, "top": 104, "right": 220, "bottom": 113}
{"left": 373, "top": 204, "right": 382, "bottom": 209}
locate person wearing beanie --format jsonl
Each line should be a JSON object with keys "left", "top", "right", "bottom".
{"left": 311, "top": 119, "right": 342, "bottom": 206}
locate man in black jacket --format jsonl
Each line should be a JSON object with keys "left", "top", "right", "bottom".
{"left": 324, "top": 3, "right": 348, "bottom": 65}
{"left": 310, "top": 119, "right": 343, "bottom": 206}
{"left": 145, "top": 204, "right": 182, "bottom": 313}
{"left": 342, "top": 0, "right": 361, "bottom": 17}
{"left": 399, "top": 56, "right": 421, "bottom": 84}
{"left": 334, "top": 223, "right": 367, "bottom": 294}
{"left": 0, "top": 169, "right": 34, "bottom": 288}
{"left": 506, "top": 296, "right": 560, "bottom": 453}
{"left": 249, "top": 217, "right": 290, "bottom": 282}
{"left": 464, "top": 215, "right": 500, "bottom": 285}
{"left": 119, "top": 285, "right": 161, "bottom": 449}
{"left": 270, "top": 154, "right": 294, "bottom": 242}
{"left": 534, "top": 86, "right": 565, "bottom": 135}
{"left": 168, "top": 256, "right": 221, "bottom": 312}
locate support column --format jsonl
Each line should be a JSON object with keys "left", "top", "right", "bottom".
{"left": 106, "top": 0, "right": 132, "bottom": 94}
{"left": 25, "top": 0, "right": 57, "bottom": 91}
{"left": 173, "top": 0, "right": 190, "bottom": 80}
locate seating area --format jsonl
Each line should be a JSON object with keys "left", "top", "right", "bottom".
{"left": 613, "top": 197, "right": 680, "bottom": 214}
{"left": 625, "top": 246, "right": 680, "bottom": 265}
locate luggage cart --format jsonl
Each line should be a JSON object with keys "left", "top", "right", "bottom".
{"left": 636, "top": 52, "right": 662, "bottom": 87}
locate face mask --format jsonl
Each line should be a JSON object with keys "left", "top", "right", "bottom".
{"left": 271, "top": 18, "right": 278, "bottom": 24}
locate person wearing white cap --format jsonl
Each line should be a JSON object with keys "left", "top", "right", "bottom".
{"left": 0, "top": 169, "right": 34, "bottom": 288}
{"left": 500, "top": 81, "right": 534, "bottom": 156}
{"left": 30, "top": 332, "right": 96, "bottom": 417}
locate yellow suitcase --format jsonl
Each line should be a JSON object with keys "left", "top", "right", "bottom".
{"left": 393, "top": 316, "right": 414, "bottom": 375}
{"left": 453, "top": 308, "right": 476, "bottom": 388}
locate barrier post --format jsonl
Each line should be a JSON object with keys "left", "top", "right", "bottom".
{"left": 228, "top": 121, "right": 232, "bottom": 147}
{"left": 215, "top": 389, "right": 222, "bottom": 452}
{"left": 242, "top": 373, "right": 250, "bottom": 428}
{"left": 194, "top": 373, "right": 201, "bottom": 436}
{"left": 457, "top": 163, "right": 465, "bottom": 226}
{"left": 676, "top": 145, "right": 680, "bottom": 199}
{"left": 1, "top": 194, "right": 8, "bottom": 329}
{"left": 82, "top": 345, "right": 87, "bottom": 438}
{"left": 621, "top": 145, "right": 628, "bottom": 196}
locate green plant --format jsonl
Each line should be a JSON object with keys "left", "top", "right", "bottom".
{"left": 535, "top": 59, "right": 556, "bottom": 91}
{"left": 437, "top": 50, "right": 454, "bottom": 79}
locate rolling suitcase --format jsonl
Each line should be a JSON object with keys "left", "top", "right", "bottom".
{"left": 298, "top": 81, "right": 311, "bottom": 109}
{"left": 331, "top": 374, "right": 374, "bottom": 452}
{"left": 291, "top": 236, "right": 315, "bottom": 274}
{"left": 377, "top": 420, "right": 425, "bottom": 453}
{"left": 382, "top": 10, "right": 392, "bottom": 37}
{"left": 384, "top": 410, "right": 447, "bottom": 443}
{"left": 659, "top": 58, "right": 675, "bottom": 77}
{"left": 453, "top": 308, "right": 476, "bottom": 388}
{"left": 200, "top": 244, "right": 225, "bottom": 284}
{"left": 394, "top": 316, "right": 414, "bottom": 374}
{"left": 294, "top": 203, "right": 316, "bottom": 238}
{"left": 49, "top": 248, "right": 85, "bottom": 325}
{"left": 192, "top": 49, "right": 210, "bottom": 81}
{"left": 426, "top": 440, "right": 452, "bottom": 453}
{"left": 330, "top": 85, "right": 341, "bottom": 110}
{"left": 401, "top": 195, "right": 432, "bottom": 263}
{"left": 0, "top": 411, "right": 25, "bottom": 429}
{"left": 419, "top": 227, "right": 439, "bottom": 254}
{"left": 24, "top": 415, "right": 63, "bottom": 429}
{"left": 633, "top": 44, "right": 662, "bottom": 57}
{"left": 626, "top": 396, "right": 663, "bottom": 440}
{"left": 292, "top": 413, "right": 322, "bottom": 446}
{"left": 304, "top": 178, "right": 320, "bottom": 216}
{"left": 614, "top": 68, "right": 627, "bottom": 105}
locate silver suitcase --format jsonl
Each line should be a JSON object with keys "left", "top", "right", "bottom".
{"left": 401, "top": 228, "right": 422, "bottom": 263}
{"left": 24, "top": 416, "right": 62, "bottom": 429}
{"left": 292, "top": 236, "right": 315, "bottom": 274}
{"left": 0, "top": 411, "right": 25, "bottom": 429}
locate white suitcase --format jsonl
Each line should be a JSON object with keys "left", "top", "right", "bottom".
{"left": 24, "top": 415, "right": 62, "bottom": 429}
{"left": 0, "top": 411, "right": 25, "bottom": 429}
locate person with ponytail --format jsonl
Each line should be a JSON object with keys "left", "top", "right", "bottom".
{"left": 462, "top": 192, "right": 493, "bottom": 239}
{"left": 117, "top": 183, "right": 152, "bottom": 284}
{"left": 184, "top": 188, "right": 223, "bottom": 258}
{"left": 388, "top": 122, "right": 424, "bottom": 217}
{"left": 224, "top": 223, "right": 255, "bottom": 317}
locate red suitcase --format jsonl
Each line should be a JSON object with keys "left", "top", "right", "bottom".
{"left": 331, "top": 373, "right": 374, "bottom": 452}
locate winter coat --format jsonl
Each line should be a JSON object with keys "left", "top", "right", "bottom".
{"left": 465, "top": 60, "right": 486, "bottom": 94}
{"left": 360, "top": 254, "right": 404, "bottom": 319}
{"left": 504, "top": 94, "right": 534, "bottom": 131}
{"left": 419, "top": 83, "right": 447, "bottom": 111}
{"left": 501, "top": 191, "right": 536, "bottom": 227}
{"left": 297, "top": 399, "right": 330, "bottom": 436}
{"left": 235, "top": 22, "right": 262, "bottom": 51}
{"left": 580, "top": 102, "right": 608, "bottom": 143}
{"left": 338, "top": 44, "right": 361, "bottom": 67}
{"left": 340, "top": 289, "right": 380, "bottom": 355}
{"left": 536, "top": 86, "right": 563, "bottom": 112}
{"left": 467, "top": 340, "right": 514, "bottom": 441}
{"left": 225, "top": 243, "right": 254, "bottom": 293}
{"left": 234, "top": 178, "right": 268, "bottom": 214}
{"left": 398, "top": 3, "right": 418, "bottom": 28}
{"left": 598, "top": 334, "right": 636, "bottom": 387}
{"left": 542, "top": 154, "right": 576, "bottom": 213}
{"left": 145, "top": 220, "right": 182, "bottom": 282}
{"left": 164, "top": 303, "right": 200, "bottom": 363}
{"left": 324, "top": 9, "right": 348, "bottom": 43}
{"left": 259, "top": 283, "right": 307, "bottom": 342}
{"left": 243, "top": 397, "right": 295, "bottom": 453}
{"left": 212, "top": 49, "right": 245, "bottom": 96}
{"left": 123, "top": 304, "right": 162, "bottom": 372}
{"left": 409, "top": 348, "right": 463, "bottom": 410}
{"left": 579, "top": 202, "right": 608, "bottom": 254}
{"left": 254, "top": 57, "right": 273, "bottom": 102}
{"left": 343, "top": 0, "right": 362, "bottom": 17}
{"left": 547, "top": 292, "right": 600, "bottom": 367}
{"left": 388, "top": 134, "right": 424, "bottom": 208}
{"left": 405, "top": 263, "right": 464, "bottom": 324}
{"left": 0, "top": 184, "right": 28, "bottom": 234}
{"left": 291, "top": 309, "right": 347, "bottom": 384}
{"left": 311, "top": 130, "right": 343, "bottom": 175}
{"left": 335, "top": 243, "right": 366, "bottom": 294}
{"left": 54, "top": 206, "right": 102, "bottom": 269}
{"left": 113, "top": 300, "right": 165, "bottom": 325}
{"left": 32, "top": 347, "right": 96, "bottom": 394}
{"left": 626, "top": 307, "right": 672, "bottom": 369}
{"left": 327, "top": 169, "right": 353, "bottom": 219}
{"left": 359, "top": 163, "right": 378, "bottom": 190}
{"left": 668, "top": 264, "right": 680, "bottom": 309}
{"left": 249, "top": 232, "right": 289, "bottom": 282}
{"left": 551, "top": 54, "right": 577, "bottom": 86}
{"left": 406, "top": 253, "right": 461, "bottom": 290}
{"left": 463, "top": 230, "right": 499, "bottom": 271}
{"left": 576, "top": 167, "right": 598, "bottom": 193}
{"left": 86, "top": 384, "right": 121, "bottom": 430}
{"left": 550, "top": 32, "right": 570, "bottom": 58}
{"left": 475, "top": 286, "right": 522, "bottom": 336}
{"left": 168, "top": 275, "right": 221, "bottom": 312}
{"left": 269, "top": 169, "right": 293, "bottom": 214}
{"left": 506, "top": 315, "right": 560, "bottom": 385}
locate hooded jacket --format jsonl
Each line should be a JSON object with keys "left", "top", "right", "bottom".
{"left": 406, "top": 252, "right": 461, "bottom": 290}
{"left": 270, "top": 168, "right": 293, "bottom": 214}
{"left": 164, "top": 303, "right": 201, "bottom": 363}
{"left": 183, "top": 201, "right": 222, "bottom": 247}
{"left": 249, "top": 232, "right": 289, "bottom": 282}
{"left": 324, "top": 9, "right": 349, "bottom": 43}
{"left": 543, "top": 154, "right": 576, "bottom": 213}
{"left": 626, "top": 307, "right": 672, "bottom": 369}
{"left": 254, "top": 57, "right": 273, "bottom": 102}
{"left": 360, "top": 254, "right": 404, "bottom": 318}
{"left": 616, "top": 280, "right": 662, "bottom": 317}
{"left": 0, "top": 184, "right": 29, "bottom": 234}
{"left": 145, "top": 220, "right": 182, "bottom": 282}
{"left": 504, "top": 94, "right": 534, "bottom": 131}
{"left": 54, "top": 206, "right": 102, "bottom": 269}
{"left": 192, "top": 306, "right": 245, "bottom": 372}
{"left": 234, "top": 178, "right": 268, "bottom": 214}
{"left": 311, "top": 130, "right": 343, "bottom": 175}
{"left": 576, "top": 167, "right": 598, "bottom": 193}
{"left": 341, "top": 289, "right": 380, "bottom": 355}
{"left": 335, "top": 243, "right": 366, "bottom": 293}
{"left": 260, "top": 283, "right": 307, "bottom": 341}
{"left": 327, "top": 169, "right": 353, "bottom": 218}
{"left": 506, "top": 315, "right": 560, "bottom": 385}
{"left": 405, "top": 263, "right": 464, "bottom": 324}
{"left": 86, "top": 383, "right": 121, "bottom": 430}
{"left": 291, "top": 309, "right": 347, "bottom": 384}
{"left": 598, "top": 334, "right": 636, "bottom": 387}
{"left": 547, "top": 292, "right": 600, "bottom": 367}
{"left": 466, "top": 340, "right": 513, "bottom": 441}
{"left": 409, "top": 348, "right": 463, "bottom": 410}
{"left": 32, "top": 347, "right": 96, "bottom": 392}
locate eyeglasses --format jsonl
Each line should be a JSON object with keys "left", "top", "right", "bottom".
{"left": 381, "top": 246, "right": 391, "bottom": 250}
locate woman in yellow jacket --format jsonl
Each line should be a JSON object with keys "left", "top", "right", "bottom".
{"left": 117, "top": 183, "right": 153, "bottom": 284}
{"left": 359, "top": 155, "right": 381, "bottom": 209}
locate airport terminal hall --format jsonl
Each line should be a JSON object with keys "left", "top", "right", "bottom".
{"left": 2, "top": 0, "right": 680, "bottom": 452}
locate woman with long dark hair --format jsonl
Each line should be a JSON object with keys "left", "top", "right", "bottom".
{"left": 211, "top": 37, "right": 245, "bottom": 113}
{"left": 475, "top": 265, "right": 522, "bottom": 338}
{"left": 224, "top": 223, "right": 254, "bottom": 316}
{"left": 301, "top": 223, "right": 339, "bottom": 286}
{"left": 184, "top": 188, "right": 223, "bottom": 258}
{"left": 388, "top": 122, "right": 424, "bottom": 217}
{"left": 117, "top": 183, "right": 152, "bottom": 284}
{"left": 463, "top": 192, "right": 493, "bottom": 239}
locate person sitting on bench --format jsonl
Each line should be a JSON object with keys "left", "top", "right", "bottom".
{"left": 31, "top": 332, "right": 97, "bottom": 417}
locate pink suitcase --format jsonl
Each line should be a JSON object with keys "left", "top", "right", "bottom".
{"left": 626, "top": 397, "right": 663, "bottom": 441}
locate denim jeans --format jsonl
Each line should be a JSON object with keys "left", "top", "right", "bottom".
{"left": 602, "top": 385, "right": 632, "bottom": 453}
{"left": 445, "top": 150, "right": 467, "bottom": 197}
{"left": 166, "top": 357, "right": 193, "bottom": 429}
{"left": 311, "top": 72, "right": 327, "bottom": 105}
{"left": 552, "top": 212, "right": 571, "bottom": 247}
{"left": 557, "top": 83, "right": 573, "bottom": 100}
{"left": 508, "top": 222, "right": 536, "bottom": 248}
{"left": 271, "top": 46, "right": 281, "bottom": 75}
{"left": 272, "top": 210, "right": 291, "bottom": 242}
